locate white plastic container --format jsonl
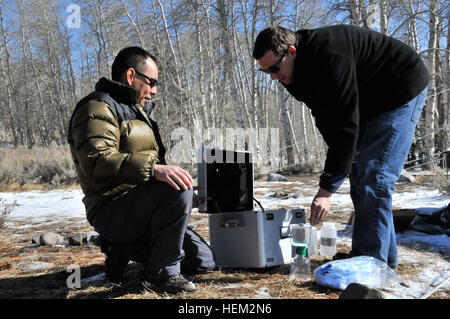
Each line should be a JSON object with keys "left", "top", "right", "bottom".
{"left": 307, "top": 224, "right": 318, "bottom": 257}
{"left": 320, "top": 222, "right": 337, "bottom": 257}
{"left": 290, "top": 223, "right": 318, "bottom": 257}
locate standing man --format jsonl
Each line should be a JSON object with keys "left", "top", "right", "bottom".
{"left": 68, "top": 47, "right": 214, "bottom": 294}
{"left": 253, "top": 25, "right": 429, "bottom": 270}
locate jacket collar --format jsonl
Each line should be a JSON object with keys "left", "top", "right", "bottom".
{"left": 95, "top": 77, "right": 139, "bottom": 105}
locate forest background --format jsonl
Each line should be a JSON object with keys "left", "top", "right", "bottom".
{"left": 0, "top": 0, "right": 448, "bottom": 188}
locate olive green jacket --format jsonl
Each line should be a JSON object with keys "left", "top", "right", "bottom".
{"left": 67, "top": 78, "right": 166, "bottom": 223}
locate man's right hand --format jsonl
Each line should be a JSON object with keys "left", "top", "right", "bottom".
{"left": 310, "top": 187, "right": 332, "bottom": 226}
{"left": 154, "top": 164, "right": 193, "bottom": 191}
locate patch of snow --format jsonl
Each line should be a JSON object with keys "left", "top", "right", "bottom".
{"left": 397, "top": 231, "right": 449, "bottom": 253}
{"left": 221, "top": 283, "right": 256, "bottom": 289}
{"left": 81, "top": 272, "right": 107, "bottom": 284}
{"left": 1, "top": 189, "right": 85, "bottom": 224}
{"left": 1, "top": 177, "right": 448, "bottom": 299}
{"left": 255, "top": 286, "right": 272, "bottom": 298}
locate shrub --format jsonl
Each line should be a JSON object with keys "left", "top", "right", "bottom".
{"left": 432, "top": 166, "right": 450, "bottom": 195}
{"left": 0, "top": 199, "right": 16, "bottom": 232}
{"left": 0, "top": 145, "right": 78, "bottom": 189}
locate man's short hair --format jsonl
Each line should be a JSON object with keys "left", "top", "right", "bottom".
{"left": 111, "top": 46, "right": 157, "bottom": 81}
{"left": 252, "top": 26, "right": 297, "bottom": 60}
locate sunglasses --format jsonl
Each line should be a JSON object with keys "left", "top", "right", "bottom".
{"left": 128, "top": 66, "right": 159, "bottom": 87}
{"left": 259, "top": 52, "right": 287, "bottom": 74}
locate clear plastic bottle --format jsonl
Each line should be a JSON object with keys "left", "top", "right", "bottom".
{"left": 290, "top": 224, "right": 319, "bottom": 258}
{"left": 305, "top": 223, "right": 319, "bottom": 257}
{"left": 290, "top": 244, "right": 311, "bottom": 281}
{"left": 320, "top": 222, "right": 337, "bottom": 257}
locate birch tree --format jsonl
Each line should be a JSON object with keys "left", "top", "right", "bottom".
{"left": 424, "top": 0, "right": 438, "bottom": 169}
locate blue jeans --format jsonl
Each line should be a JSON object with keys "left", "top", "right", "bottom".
{"left": 349, "top": 88, "right": 427, "bottom": 268}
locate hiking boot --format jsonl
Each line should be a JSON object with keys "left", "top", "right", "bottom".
{"left": 333, "top": 252, "right": 351, "bottom": 260}
{"left": 100, "top": 238, "right": 130, "bottom": 283}
{"left": 339, "top": 283, "right": 385, "bottom": 299}
{"left": 142, "top": 274, "right": 196, "bottom": 294}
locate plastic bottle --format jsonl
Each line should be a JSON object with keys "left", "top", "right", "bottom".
{"left": 320, "top": 222, "right": 337, "bottom": 257}
{"left": 290, "top": 224, "right": 319, "bottom": 258}
{"left": 290, "top": 224, "right": 306, "bottom": 245}
{"left": 290, "top": 244, "right": 311, "bottom": 281}
{"left": 307, "top": 224, "right": 318, "bottom": 257}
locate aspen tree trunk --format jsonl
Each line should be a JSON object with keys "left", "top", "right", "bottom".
{"left": 238, "top": 0, "right": 258, "bottom": 130}
{"left": 199, "top": 1, "right": 217, "bottom": 128}
{"left": 301, "top": 103, "right": 310, "bottom": 162}
{"left": 169, "top": 0, "right": 197, "bottom": 163}
{"left": 445, "top": 7, "right": 450, "bottom": 155}
{"left": 363, "top": 0, "right": 377, "bottom": 29}
{"left": 436, "top": 40, "right": 448, "bottom": 165}
{"left": 288, "top": 98, "right": 302, "bottom": 163}
{"left": 219, "top": 0, "right": 244, "bottom": 129}
{"left": 379, "top": 0, "right": 388, "bottom": 34}
{"left": 95, "top": 0, "right": 113, "bottom": 73}
{"left": 19, "top": 0, "right": 54, "bottom": 146}
{"left": 17, "top": 0, "right": 34, "bottom": 148}
{"left": 424, "top": 0, "right": 438, "bottom": 169}
{"left": 230, "top": 7, "right": 245, "bottom": 129}
{"left": 120, "top": 0, "right": 144, "bottom": 48}
{"left": 307, "top": 107, "right": 321, "bottom": 162}
{"left": 350, "top": 0, "right": 362, "bottom": 26}
{"left": 408, "top": 0, "right": 420, "bottom": 51}
{"left": 50, "top": 0, "right": 77, "bottom": 117}
{"left": 0, "top": 0, "right": 18, "bottom": 147}
{"left": 188, "top": 0, "right": 209, "bottom": 129}
{"left": 37, "top": 0, "right": 67, "bottom": 143}
{"left": 278, "top": 86, "right": 295, "bottom": 164}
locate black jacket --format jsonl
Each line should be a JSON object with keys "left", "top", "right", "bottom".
{"left": 283, "top": 25, "right": 429, "bottom": 180}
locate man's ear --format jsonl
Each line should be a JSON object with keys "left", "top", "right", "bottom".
{"left": 123, "top": 68, "right": 135, "bottom": 86}
{"left": 288, "top": 45, "right": 297, "bottom": 58}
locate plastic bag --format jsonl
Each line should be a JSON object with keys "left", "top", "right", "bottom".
{"left": 314, "top": 256, "right": 400, "bottom": 290}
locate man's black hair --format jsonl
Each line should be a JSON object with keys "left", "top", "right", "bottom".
{"left": 111, "top": 46, "right": 157, "bottom": 81}
{"left": 252, "top": 26, "right": 297, "bottom": 60}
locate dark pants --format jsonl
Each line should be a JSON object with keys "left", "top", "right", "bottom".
{"left": 91, "top": 181, "right": 195, "bottom": 280}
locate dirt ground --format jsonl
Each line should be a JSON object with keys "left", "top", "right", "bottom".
{"left": 0, "top": 212, "right": 344, "bottom": 299}
{"left": 0, "top": 174, "right": 448, "bottom": 299}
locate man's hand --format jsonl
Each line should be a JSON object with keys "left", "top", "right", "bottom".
{"left": 154, "top": 164, "right": 193, "bottom": 191}
{"left": 310, "top": 187, "right": 332, "bottom": 226}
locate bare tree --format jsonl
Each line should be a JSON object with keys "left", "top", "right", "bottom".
{"left": 424, "top": 0, "right": 439, "bottom": 169}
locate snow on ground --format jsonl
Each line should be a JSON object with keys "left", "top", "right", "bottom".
{"left": 255, "top": 179, "right": 450, "bottom": 212}
{"left": 1, "top": 178, "right": 449, "bottom": 299}
{"left": 1, "top": 189, "right": 85, "bottom": 226}
{"left": 252, "top": 179, "right": 449, "bottom": 299}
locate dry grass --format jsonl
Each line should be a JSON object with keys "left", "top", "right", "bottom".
{"left": 0, "top": 163, "right": 448, "bottom": 299}
{"left": 0, "top": 212, "right": 343, "bottom": 300}
{"left": 0, "top": 146, "right": 78, "bottom": 191}
{"left": 0, "top": 199, "right": 16, "bottom": 234}
{"left": 431, "top": 166, "right": 450, "bottom": 194}
{"left": 2, "top": 208, "right": 447, "bottom": 300}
